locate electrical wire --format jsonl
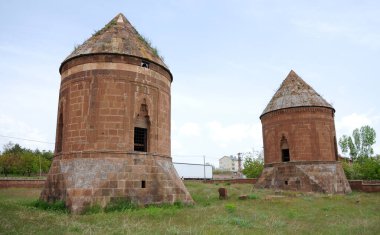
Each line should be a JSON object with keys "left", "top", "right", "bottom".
{"left": 0, "top": 134, "right": 55, "bottom": 145}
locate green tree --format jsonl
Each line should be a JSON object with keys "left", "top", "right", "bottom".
{"left": 0, "top": 153, "right": 20, "bottom": 176}
{"left": 0, "top": 142, "right": 53, "bottom": 176}
{"left": 2, "top": 142, "right": 23, "bottom": 156}
{"left": 342, "top": 156, "right": 380, "bottom": 180}
{"left": 339, "top": 125, "right": 376, "bottom": 161}
{"left": 242, "top": 151, "right": 264, "bottom": 178}
{"left": 20, "top": 152, "right": 39, "bottom": 176}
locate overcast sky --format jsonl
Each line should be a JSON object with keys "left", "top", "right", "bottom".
{"left": 0, "top": 0, "right": 379, "bottom": 166}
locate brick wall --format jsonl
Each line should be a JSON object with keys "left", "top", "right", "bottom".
{"left": 57, "top": 54, "right": 172, "bottom": 156}
{"left": 261, "top": 107, "right": 337, "bottom": 164}
{"left": 348, "top": 180, "right": 380, "bottom": 192}
{"left": 0, "top": 179, "right": 45, "bottom": 188}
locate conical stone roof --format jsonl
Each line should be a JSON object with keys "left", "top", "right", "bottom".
{"left": 62, "top": 13, "right": 167, "bottom": 69}
{"left": 261, "top": 70, "right": 334, "bottom": 117}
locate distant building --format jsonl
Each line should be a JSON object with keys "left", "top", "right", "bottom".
{"left": 219, "top": 155, "right": 239, "bottom": 171}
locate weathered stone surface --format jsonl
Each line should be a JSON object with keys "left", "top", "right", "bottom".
{"left": 40, "top": 154, "right": 192, "bottom": 213}
{"left": 238, "top": 195, "right": 248, "bottom": 200}
{"left": 258, "top": 70, "right": 351, "bottom": 194}
{"left": 64, "top": 13, "right": 168, "bottom": 69}
{"left": 218, "top": 188, "right": 228, "bottom": 200}
{"left": 256, "top": 162, "right": 351, "bottom": 194}
{"left": 41, "top": 13, "right": 193, "bottom": 213}
{"left": 261, "top": 70, "right": 333, "bottom": 116}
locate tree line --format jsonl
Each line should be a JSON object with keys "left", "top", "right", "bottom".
{"left": 0, "top": 142, "right": 53, "bottom": 177}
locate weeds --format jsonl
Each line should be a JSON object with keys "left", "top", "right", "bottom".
{"left": 32, "top": 199, "right": 68, "bottom": 213}
{"left": 104, "top": 198, "right": 138, "bottom": 212}
{"left": 84, "top": 199, "right": 188, "bottom": 215}
{"left": 137, "top": 34, "right": 163, "bottom": 60}
{"left": 82, "top": 204, "right": 103, "bottom": 215}
{"left": 229, "top": 216, "right": 252, "bottom": 228}
{"left": 225, "top": 203, "right": 236, "bottom": 213}
{"left": 248, "top": 193, "right": 259, "bottom": 200}
{"left": 1, "top": 184, "right": 379, "bottom": 234}
{"left": 212, "top": 215, "right": 253, "bottom": 228}
{"left": 92, "top": 19, "right": 116, "bottom": 37}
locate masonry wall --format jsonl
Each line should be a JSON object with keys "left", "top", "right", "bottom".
{"left": 40, "top": 54, "right": 195, "bottom": 213}
{"left": 261, "top": 107, "right": 338, "bottom": 165}
{"left": 57, "top": 54, "right": 171, "bottom": 155}
{"left": 39, "top": 153, "right": 193, "bottom": 213}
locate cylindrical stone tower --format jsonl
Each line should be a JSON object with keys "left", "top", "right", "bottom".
{"left": 40, "top": 13, "right": 193, "bottom": 213}
{"left": 256, "top": 70, "right": 351, "bottom": 193}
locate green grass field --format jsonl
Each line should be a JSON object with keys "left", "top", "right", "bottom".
{"left": 0, "top": 182, "right": 379, "bottom": 235}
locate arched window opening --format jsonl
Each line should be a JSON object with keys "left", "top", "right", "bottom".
{"left": 281, "top": 136, "right": 290, "bottom": 162}
{"left": 134, "top": 104, "right": 149, "bottom": 152}
{"left": 56, "top": 113, "right": 63, "bottom": 153}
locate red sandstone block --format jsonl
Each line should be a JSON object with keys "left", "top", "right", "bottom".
{"left": 113, "top": 189, "right": 124, "bottom": 196}
{"left": 109, "top": 181, "right": 118, "bottom": 188}
{"left": 102, "top": 189, "right": 111, "bottom": 196}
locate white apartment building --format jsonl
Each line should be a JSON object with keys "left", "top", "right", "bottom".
{"left": 219, "top": 155, "right": 239, "bottom": 171}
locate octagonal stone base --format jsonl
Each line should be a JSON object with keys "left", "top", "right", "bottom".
{"left": 256, "top": 161, "right": 351, "bottom": 194}
{"left": 40, "top": 152, "right": 193, "bottom": 213}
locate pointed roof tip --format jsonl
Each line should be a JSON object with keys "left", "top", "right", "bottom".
{"left": 116, "top": 13, "right": 125, "bottom": 23}
{"left": 115, "top": 13, "right": 127, "bottom": 23}
{"left": 287, "top": 69, "right": 300, "bottom": 78}
{"left": 62, "top": 13, "right": 168, "bottom": 70}
{"left": 261, "top": 70, "right": 334, "bottom": 117}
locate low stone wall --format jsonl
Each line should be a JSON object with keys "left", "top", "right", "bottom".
{"left": 0, "top": 179, "right": 45, "bottom": 188}
{"left": 2, "top": 178, "right": 379, "bottom": 193}
{"left": 348, "top": 180, "right": 380, "bottom": 192}
{"left": 203, "top": 178, "right": 257, "bottom": 184}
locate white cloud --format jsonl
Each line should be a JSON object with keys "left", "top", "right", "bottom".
{"left": 336, "top": 113, "right": 373, "bottom": 133}
{"left": 179, "top": 122, "right": 201, "bottom": 136}
{"left": 207, "top": 121, "right": 262, "bottom": 148}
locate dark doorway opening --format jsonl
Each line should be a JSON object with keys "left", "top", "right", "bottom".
{"left": 281, "top": 135, "right": 290, "bottom": 162}
{"left": 141, "top": 180, "right": 146, "bottom": 188}
{"left": 282, "top": 149, "right": 290, "bottom": 162}
{"left": 134, "top": 127, "right": 147, "bottom": 152}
